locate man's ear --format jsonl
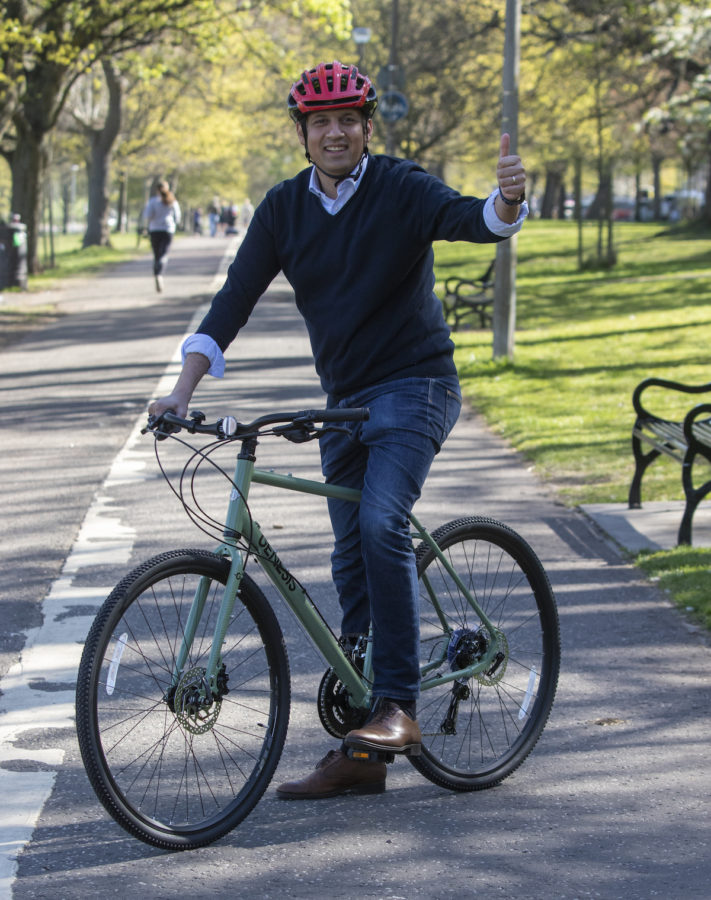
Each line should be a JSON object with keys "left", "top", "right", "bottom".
{"left": 365, "top": 118, "right": 374, "bottom": 142}
{"left": 296, "top": 121, "right": 306, "bottom": 147}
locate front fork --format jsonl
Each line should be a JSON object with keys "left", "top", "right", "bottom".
{"left": 167, "top": 547, "right": 245, "bottom": 705}
{"left": 168, "top": 444, "right": 257, "bottom": 703}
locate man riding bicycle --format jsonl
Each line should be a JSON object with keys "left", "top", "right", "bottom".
{"left": 149, "top": 60, "right": 528, "bottom": 799}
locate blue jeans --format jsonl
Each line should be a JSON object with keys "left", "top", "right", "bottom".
{"left": 319, "top": 376, "right": 461, "bottom": 701}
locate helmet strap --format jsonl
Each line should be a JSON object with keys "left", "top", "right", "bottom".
{"left": 306, "top": 148, "right": 368, "bottom": 188}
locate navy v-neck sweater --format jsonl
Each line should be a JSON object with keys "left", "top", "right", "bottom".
{"left": 197, "top": 154, "right": 505, "bottom": 399}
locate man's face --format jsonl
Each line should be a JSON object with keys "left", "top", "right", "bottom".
{"left": 297, "top": 108, "right": 373, "bottom": 178}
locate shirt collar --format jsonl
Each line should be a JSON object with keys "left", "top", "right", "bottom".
{"left": 308, "top": 154, "right": 369, "bottom": 215}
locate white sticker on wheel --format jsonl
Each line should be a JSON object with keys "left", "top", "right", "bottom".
{"left": 519, "top": 667, "right": 537, "bottom": 719}
{"left": 106, "top": 633, "right": 128, "bottom": 695}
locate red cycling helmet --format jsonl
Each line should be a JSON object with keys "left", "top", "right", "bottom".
{"left": 288, "top": 61, "right": 377, "bottom": 121}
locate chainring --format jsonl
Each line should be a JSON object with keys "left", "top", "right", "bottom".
{"left": 317, "top": 668, "right": 368, "bottom": 739}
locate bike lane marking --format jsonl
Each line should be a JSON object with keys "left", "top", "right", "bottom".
{"left": 0, "top": 457, "right": 140, "bottom": 898}
{"left": 0, "top": 357, "right": 195, "bottom": 898}
{"left": 0, "top": 254, "right": 234, "bottom": 898}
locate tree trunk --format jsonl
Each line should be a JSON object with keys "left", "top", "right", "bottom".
{"left": 651, "top": 153, "right": 663, "bottom": 220}
{"left": 574, "top": 157, "right": 584, "bottom": 269}
{"left": 704, "top": 130, "right": 711, "bottom": 227}
{"left": 7, "top": 116, "right": 49, "bottom": 275}
{"left": 116, "top": 170, "right": 128, "bottom": 232}
{"left": 604, "top": 160, "right": 616, "bottom": 265}
{"left": 539, "top": 164, "right": 565, "bottom": 219}
{"left": 82, "top": 60, "right": 123, "bottom": 248}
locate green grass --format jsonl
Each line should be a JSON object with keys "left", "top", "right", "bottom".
{"left": 636, "top": 547, "right": 711, "bottom": 629}
{"left": 434, "top": 218, "right": 711, "bottom": 628}
{"left": 28, "top": 231, "right": 149, "bottom": 290}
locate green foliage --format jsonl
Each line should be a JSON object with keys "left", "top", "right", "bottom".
{"left": 645, "top": 2, "right": 711, "bottom": 181}
{"left": 104, "top": 1, "right": 356, "bottom": 211}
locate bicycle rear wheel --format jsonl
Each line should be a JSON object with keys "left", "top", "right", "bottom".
{"left": 76, "top": 549, "right": 290, "bottom": 849}
{"left": 412, "top": 517, "right": 560, "bottom": 791}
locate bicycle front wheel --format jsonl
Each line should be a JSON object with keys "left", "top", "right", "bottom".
{"left": 412, "top": 517, "right": 560, "bottom": 791}
{"left": 76, "top": 549, "right": 290, "bottom": 850}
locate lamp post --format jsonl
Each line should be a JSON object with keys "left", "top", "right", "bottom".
{"left": 385, "top": 0, "right": 400, "bottom": 155}
{"left": 493, "top": 0, "right": 521, "bottom": 361}
{"left": 352, "top": 26, "right": 371, "bottom": 70}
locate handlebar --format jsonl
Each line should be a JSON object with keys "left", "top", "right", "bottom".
{"left": 143, "top": 407, "right": 370, "bottom": 442}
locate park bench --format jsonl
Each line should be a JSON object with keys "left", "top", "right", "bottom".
{"left": 629, "top": 376, "right": 711, "bottom": 545}
{"left": 441, "top": 259, "right": 495, "bottom": 330}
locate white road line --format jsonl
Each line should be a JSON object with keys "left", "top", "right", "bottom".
{"left": 0, "top": 458, "right": 141, "bottom": 898}
{"left": 0, "top": 240, "right": 237, "bottom": 898}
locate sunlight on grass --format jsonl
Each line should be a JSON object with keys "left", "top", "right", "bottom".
{"left": 636, "top": 547, "right": 711, "bottom": 628}
{"left": 29, "top": 232, "right": 149, "bottom": 290}
{"left": 436, "top": 221, "right": 711, "bottom": 506}
{"left": 436, "top": 219, "right": 711, "bottom": 625}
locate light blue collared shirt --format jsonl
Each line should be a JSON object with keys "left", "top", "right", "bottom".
{"left": 307, "top": 155, "right": 370, "bottom": 215}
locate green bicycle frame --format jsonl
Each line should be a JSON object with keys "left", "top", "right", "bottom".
{"left": 171, "top": 444, "right": 503, "bottom": 705}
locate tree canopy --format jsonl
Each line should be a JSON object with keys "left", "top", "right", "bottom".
{"left": 1, "top": 0, "right": 708, "bottom": 273}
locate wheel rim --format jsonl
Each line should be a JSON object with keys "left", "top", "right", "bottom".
{"left": 90, "top": 562, "right": 282, "bottom": 836}
{"left": 417, "top": 521, "right": 557, "bottom": 780}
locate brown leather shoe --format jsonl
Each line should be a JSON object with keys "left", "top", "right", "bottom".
{"left": 345, "top": 699, "right": 422, "bottom": 756}
{"left": 275, "top": 749, "right": 386, "bottom": 800}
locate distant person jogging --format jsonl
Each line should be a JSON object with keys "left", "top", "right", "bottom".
{"left": 149, "top": 59, "right": 529, "bottom": 799}
{"left": 142, "top": 180, "right": 181, "bottom": 293}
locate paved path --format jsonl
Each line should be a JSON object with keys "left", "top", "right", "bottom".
{"left": 1, "top": 238, "right": 709, "bottom": 898}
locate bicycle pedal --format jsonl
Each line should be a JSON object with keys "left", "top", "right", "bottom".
{"left": 346, "top": 747, "right": 396, "bottom": 765}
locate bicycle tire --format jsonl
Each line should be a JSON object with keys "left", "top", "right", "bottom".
{"left": 76, "top": 549, "right": 290, "bottom": 850}
{"left": 411, "top": 517, "right": 560, "bottom": 791}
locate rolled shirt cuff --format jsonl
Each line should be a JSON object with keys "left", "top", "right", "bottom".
{"left": 483, "top": 188, "right": 529, "bottom": 237}
{"left": 182, "top": 333, "right": 225, "bottom": 377}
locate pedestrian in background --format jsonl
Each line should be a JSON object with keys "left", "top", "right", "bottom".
{"left": 142, "top": 180, "right": 181, "bottom": 293}
{"left": 239, "top": 198, "right": 254, "bottom": 233}
{"left": 208, "top": 197, "right": 221, "bottom": 237}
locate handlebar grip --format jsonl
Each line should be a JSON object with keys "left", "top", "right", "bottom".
{"left": 147, "top": 410, "right": 181, "bottom": 440}
{"left": 151, "top": 411, "right": 220, "bottom": 436}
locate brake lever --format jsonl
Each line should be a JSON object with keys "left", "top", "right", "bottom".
{"left": 314, "top": 425, "right": 353, "bottom": 436}
{"left": 142, "top": 412, "right": 181, "bottom": 441}
{"left": 273, "top": 422, "right": 316, "bottom": 443}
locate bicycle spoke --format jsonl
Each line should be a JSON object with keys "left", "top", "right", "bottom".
{"left": 77, "top": 551, "right": 290, "bottom": 848}
{"left": 412, "top": 518, "right": 559, "bottom": 791}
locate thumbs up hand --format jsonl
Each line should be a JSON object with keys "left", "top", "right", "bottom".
{"left": 496, "top": 133, "right": 526, "bottom": 201}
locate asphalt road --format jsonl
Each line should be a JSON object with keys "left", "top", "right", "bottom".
{"left": 1, "top": 235, "right": 710, "bottom": 899}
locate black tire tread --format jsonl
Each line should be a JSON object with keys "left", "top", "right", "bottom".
{"left": 76, "top": 549, "right": 290, "bottom": 850}
{"left": 411, "top": 517, "right": 560, "bottom": 791}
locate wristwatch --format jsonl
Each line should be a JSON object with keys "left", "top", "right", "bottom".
{"left": 498, "top": 188, "right": 526, "bottom": 206}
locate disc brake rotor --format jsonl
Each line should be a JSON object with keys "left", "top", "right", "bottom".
{"left": 174, "top": 666, "right": 222, "bottom": 734}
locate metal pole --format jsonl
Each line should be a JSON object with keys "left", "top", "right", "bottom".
{"left": 385, "top": 0, "right": 399, "bottom": 156}
{"left": 492, "top": 0, "right": 521, "bottom": 360}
